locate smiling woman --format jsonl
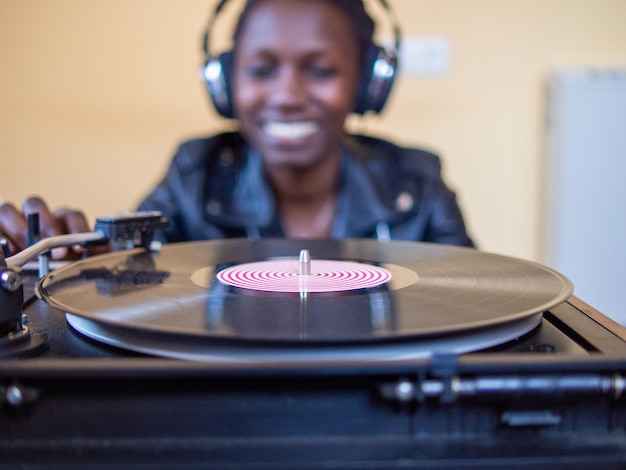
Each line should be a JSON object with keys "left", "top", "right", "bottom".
{"left": 0, "top": 0, "right": 474, "bottom": 257}
{"left": 136, "top": 0, "right": 473, "bottom": 245}
{"left": 231, "top": 0, "right": 362, "bottom": 235}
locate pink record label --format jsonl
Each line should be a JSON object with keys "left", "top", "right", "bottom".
{"left": 217, "top": 259, "right": 392, "bottom": 293}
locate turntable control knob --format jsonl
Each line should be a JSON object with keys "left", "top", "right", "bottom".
{"left": 0, "top": 269, "right": 20, "bottom": 292}
{"left": 5, "top": 384, "right": 24, "bottom": 407}
{"left": 2, "top": 383, "right": 38, "bottom": 407}
{"left": 394, "top": 380, "right": 416, "bottom": 403}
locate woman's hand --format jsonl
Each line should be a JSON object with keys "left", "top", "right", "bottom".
{"left": 0, "top": 196, "right": 93, "bottom": 259}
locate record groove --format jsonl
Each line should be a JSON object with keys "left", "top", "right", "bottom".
{"left": 217, "top": 259, "right": 392, "bottom": 293}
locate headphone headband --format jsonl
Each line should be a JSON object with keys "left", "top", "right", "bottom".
{"left": 201, "top": 0, "right": 402, "bottom": 118}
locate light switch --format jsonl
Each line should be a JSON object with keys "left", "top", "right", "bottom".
{"left": 399, "top": 36, "right": 451, "bottom": 77}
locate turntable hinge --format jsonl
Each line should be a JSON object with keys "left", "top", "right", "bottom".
{"left": 380, "top": 374, "right": 626, "bottom": 404}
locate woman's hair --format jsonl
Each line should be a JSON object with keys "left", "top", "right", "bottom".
{"left": 232, "top": 0, "right": 376, "bottom": 61}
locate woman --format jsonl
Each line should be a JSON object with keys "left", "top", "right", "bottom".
{"left": 0, "top": 0, "right": 473, "bottom": 257}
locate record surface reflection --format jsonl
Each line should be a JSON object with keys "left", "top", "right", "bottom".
{"left": 37, "top": 239, "right": 573, "bottom": 344}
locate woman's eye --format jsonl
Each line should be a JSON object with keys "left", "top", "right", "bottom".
{"left": 308, "top": 66, "right": 336, "bottom": 80}
{"left": 246, "top": 64, "right": 275, "bottom": 79}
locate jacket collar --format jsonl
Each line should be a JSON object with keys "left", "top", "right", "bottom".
{"left": 227, "top": 140, "right": 398, "bottom": 238}
{"left": 333, "top": 149, "right": 395, "bottom": 238}
{"left": 231, "top": 148, "right": 275, "bottom": 228}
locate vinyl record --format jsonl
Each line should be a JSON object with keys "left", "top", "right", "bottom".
{"left": 36, "top": 239, "right": 573, "bottom": 349}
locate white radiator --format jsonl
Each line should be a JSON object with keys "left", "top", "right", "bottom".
{"left": 545, "top": 68, "right": 626, "bottom": 324}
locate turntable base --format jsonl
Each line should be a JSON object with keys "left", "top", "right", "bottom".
{"left": 2, "top": 240, "right": 626, "bottom": 469}
{"left": 1, "top": 296, "right": 626, "bottom": 468}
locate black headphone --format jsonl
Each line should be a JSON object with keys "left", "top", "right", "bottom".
{"left": 201, "top": 0, "right": 401, "bottom": 119}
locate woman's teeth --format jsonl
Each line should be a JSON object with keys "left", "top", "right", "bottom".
{"left": 264, "top": 121, "right": 319, "bottom": 139}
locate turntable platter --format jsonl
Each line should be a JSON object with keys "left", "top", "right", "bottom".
{"left": 36, "top": 239, "right": 573, "bottom": 350}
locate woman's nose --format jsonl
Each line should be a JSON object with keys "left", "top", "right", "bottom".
{"left": 267, "top": 66, "right": 307, "bottom": 108}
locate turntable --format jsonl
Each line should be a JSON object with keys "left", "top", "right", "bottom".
{"left": 1, "top": 213, "right": 626, "bottom": 469}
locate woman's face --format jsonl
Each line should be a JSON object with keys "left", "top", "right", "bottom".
{"left": 232, "top": 0, "right": 361, "bottom": 170}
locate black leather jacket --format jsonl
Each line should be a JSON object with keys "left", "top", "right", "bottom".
{"left": 138, "top": 132, "right": 474, "bottom": 247}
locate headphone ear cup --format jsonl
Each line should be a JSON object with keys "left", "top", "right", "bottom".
{"left": 203, "top": 50, "right": 235, "bottom": 119}
{"left": 354, "top": 43, "right": 397, "bottom": 115}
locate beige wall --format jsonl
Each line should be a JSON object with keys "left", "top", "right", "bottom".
{"left": 1, "top": 0, "right": 625, "bottom": 262}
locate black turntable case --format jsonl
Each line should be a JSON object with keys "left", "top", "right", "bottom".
{"left": 2, "top": 235, "right": 626, "bottom": 469}
{"left": 2, "top": 296, "right": 626, "bottom": 469}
